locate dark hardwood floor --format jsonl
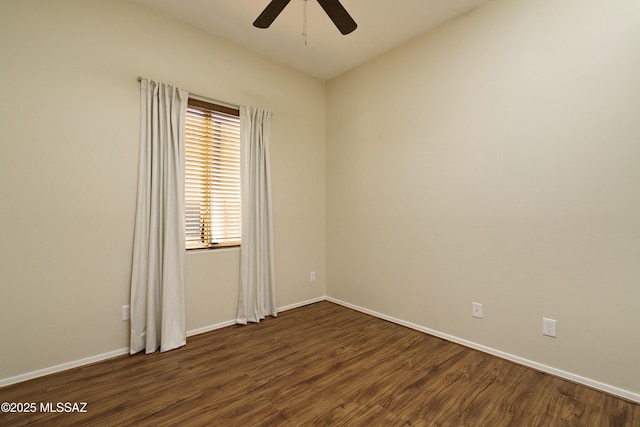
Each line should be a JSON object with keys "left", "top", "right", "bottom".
{"left": 1, "top": 301, "right": 638, "bottom": 426}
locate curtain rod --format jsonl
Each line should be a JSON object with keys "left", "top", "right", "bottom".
{"left": 137, "top": 75, "right": 240, "bottom": 110}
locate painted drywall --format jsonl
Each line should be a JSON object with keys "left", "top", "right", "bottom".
{"left": 0, "top": 0, "right": 325, "bottom": 380}
{"left": 326, "top": 0, "right": 640, "bottom": 395}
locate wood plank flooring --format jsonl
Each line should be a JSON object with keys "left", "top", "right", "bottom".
{"left": 1, "top": 301, "right": 638, "bottom": 426}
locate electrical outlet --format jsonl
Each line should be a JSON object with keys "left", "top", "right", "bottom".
{"left": 121, "top": 305, "right": 130, "bottom": 321}
{"left": 472, "top": 302, "right": 483, "bottom": 319}
{"left": 310, "top": 271, "right": 316, "bottom": 282}
{"left": 543, "top": 317, "right": 557, "bottom": 337}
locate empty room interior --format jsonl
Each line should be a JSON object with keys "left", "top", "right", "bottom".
{"left": 1, "top": 0, "right": 639, "bottom": 424}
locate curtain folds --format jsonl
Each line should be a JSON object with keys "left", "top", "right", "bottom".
{"left": 237, "top": 106, "right": 277, "bottom": 324}
{"left": 130, "top": 79, "right": 188, "bottom": 354}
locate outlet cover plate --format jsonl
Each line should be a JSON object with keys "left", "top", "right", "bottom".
{"left": 122, "top": 305, "right": 130, "bottom": 321}
{"left": 543, "top": 317, "right": 557, "bottom": 337}
{"left": 472, "top": 302, "right": 483, "bottom": 319}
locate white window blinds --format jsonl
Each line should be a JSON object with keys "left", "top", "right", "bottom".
{"left": 185, "top": 98, "right": 241, "bottom": 249}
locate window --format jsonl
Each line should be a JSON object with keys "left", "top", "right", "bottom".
{"left": 184, "top": 98, "right": 241, "bottom": 249}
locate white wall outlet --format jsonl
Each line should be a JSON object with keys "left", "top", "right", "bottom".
{"left": 121, "top": 305, "right": 130, "bottom": 321}
{"left": 472, "top": 302, "right": 483, "bottom": 318}
{"left": 310, "top": 271, "right": 316, "bottom": 282}
{"left": 543, "top": 317, "right": 557, "bottom": 337}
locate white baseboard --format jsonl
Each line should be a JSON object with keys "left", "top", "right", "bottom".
{"left": 0, "top": 348, "right": 130, "bottom": 388}
{"left": 325, "top": 296, "right": 640, "bottom": 404}
{"left": 188, "top": 296, "right": 325, "bottom": 336}
{"left": 3, "top": 295, "right": 638, "bottom": 404}
{"left": 187, "top": 320, "right": 237, "bottom": 337}
{"left": 0, "top": 296, "right": 327, "bottom": 388}
{"left": 278, "top": 296, "right": 326, "bottom": 313}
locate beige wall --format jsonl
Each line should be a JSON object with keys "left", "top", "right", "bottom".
{"left": 326, "top": 0, "right": 640, "bottom": 395}
{"left": 1, "top": 0, "right": 638, "bottom": 400}
{"left": 0, "top": 0, "right": 325, "bottom": 380}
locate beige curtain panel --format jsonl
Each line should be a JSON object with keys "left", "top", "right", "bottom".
{"left": 130, "top": 78, "right": 188, "bottom": 354}
{"left": 237, "top": 106, "right": 277, "bottom": 324}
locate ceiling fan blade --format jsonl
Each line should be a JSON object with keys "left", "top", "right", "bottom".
{"left": 316, "top": 0, "right": 357, "bottom": 35}
{"left": 253, "top": 0, "right": 292, "bottom": 29}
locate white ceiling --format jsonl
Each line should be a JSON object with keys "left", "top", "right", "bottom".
{"left": 132, "top": 0, "right": 488, "bottom": 81}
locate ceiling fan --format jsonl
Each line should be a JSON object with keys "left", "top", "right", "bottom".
{"left": 253, "top": 0, "right": 357, "bottom": 35}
